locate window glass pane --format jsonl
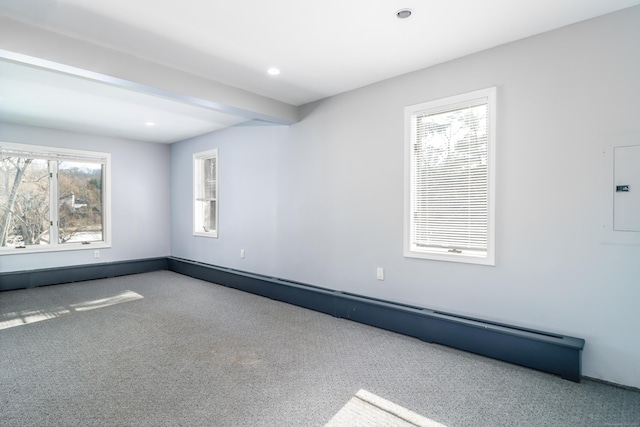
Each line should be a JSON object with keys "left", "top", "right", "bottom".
{"left": 58, "top": 161, "right": 104, "bottom": 244}
{"left": 197, "top": 199, "right": 216, "bottom": 232}
{"left": 413, "top": 104, "right": 488, "bottom": 251}
{"left": 195, "top": 157, "right": 217, "bottom": 232}
{"left": 203, "top": 158, "right": 216, "bottom": 200}
{"left": 0, "top": 157, "right": 50, "bottom": 247}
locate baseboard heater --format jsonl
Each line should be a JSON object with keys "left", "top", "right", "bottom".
{"left": 168, "top": 257, "right": 585, "bottom": 382}
{"left": 0, "top": 257, "right": 168, "bottom": 291}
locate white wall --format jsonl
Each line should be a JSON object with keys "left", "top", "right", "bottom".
{"left": 0, "top": 123, "right": 171, "bottom": 271}
{"left": 170, "top": 125, "right": 283, "bottom": 274}
{"left": 170, "top": 7, "right": 640, "bottom": 388}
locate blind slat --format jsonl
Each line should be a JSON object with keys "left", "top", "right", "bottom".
{"left": 410, "top": 99, "right": 489, "bottom": 252}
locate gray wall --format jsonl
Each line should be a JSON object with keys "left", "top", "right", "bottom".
{"left": 170, "top": 125, "right": 283, "bottom": 273}
{"left": 170, "top": 8, "right": 640, "bottom": 388}
{"left": 0, "top": 123, "right": 171, "bottom": 271}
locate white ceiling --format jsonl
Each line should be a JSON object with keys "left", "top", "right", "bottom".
{"left": 1, "top": 0, "right": 639, "bottom": 142}
{"left": 0, "top": 59, "right": 251, "bottom": 143}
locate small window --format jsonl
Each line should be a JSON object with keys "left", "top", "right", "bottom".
{"left": 193, "top": 149, "right": 218, "bottom": 238}
{"left": 404, "top": 87, "right": 496, "bottom": 265}
{"left": 0, "top": 142, "right": 110, "bottom": 253}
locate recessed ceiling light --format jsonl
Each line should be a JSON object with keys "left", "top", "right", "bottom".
{"left": 267, "top": 67, "right": 281, "bottom": 76}
{"left": 145, "top": 121, "right": 155, "bottom": 126}
{"left": 396, "top": 9, "right": 412, "bottom": 19}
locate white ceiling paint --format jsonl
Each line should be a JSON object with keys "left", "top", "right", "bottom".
{"left": 0, "top": 60, "right": 249, "bottom": 143}
{"left": 1, "top": 0, "right": 639, "bottom": 142}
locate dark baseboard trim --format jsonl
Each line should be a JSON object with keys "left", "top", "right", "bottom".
{"left": 167, "top": 257, "right": 338, "bottom": 314}
{"left": 167, "top": 257, "right": 585, "bottom": 382}
{"left": 0, "top": 256, "right": 585, "bottom": 383}
{"left": 0, "top": 257, "right": 168, "bottom": 291}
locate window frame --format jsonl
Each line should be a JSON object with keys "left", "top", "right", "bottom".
{"left": 193, "top": 148, "right": 219, "bottom": 238}
{"left": 0, "top": 141, "right": 111, "bottom": 255}
{"left": 404, "top": 87, "right": 496, "bottom": 265}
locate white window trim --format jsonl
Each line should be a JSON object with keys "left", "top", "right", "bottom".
{"left": 0, "top": 141, "right": 111, "bottom": 255}
{"left": 193, "top": 148, "right": 219, "bottom": 238}
{"left": 403, "top": 87, "right": 496, "bottom": 265}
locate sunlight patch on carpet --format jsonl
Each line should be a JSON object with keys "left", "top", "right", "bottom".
{"left": 325, "top": 389, "right": 447, "bottom": 427}
{"left": 0, "top": 290, "right": 143, "bottom": 330}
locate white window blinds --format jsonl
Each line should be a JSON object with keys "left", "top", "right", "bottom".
{"left": 405, "top": 88, "right": 496, "bottom": 265}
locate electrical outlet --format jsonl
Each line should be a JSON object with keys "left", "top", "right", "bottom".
{"left": 94, "top": 250, "right": 100, "bottom": 259}
{"left": 376, "top": 267, "right": 384, "bottom": 281}
{"left": 240, "top": 249, "right": 245, "bottom": 259}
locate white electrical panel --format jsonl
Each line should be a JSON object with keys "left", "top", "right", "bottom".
{"left": 613, "top": 145, "right": 640, "bottom": 232}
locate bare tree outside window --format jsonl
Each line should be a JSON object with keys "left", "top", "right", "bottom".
{"left": 0, "top": 157, "right": 49, "bottom": 247}
{"left": 58, "top": 161, "right": 104, "bottom": 243}
{"left": 0, "top": 144, "right": 109, "bottom": 252}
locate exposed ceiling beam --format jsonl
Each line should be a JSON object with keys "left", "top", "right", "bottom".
{"left": 0, "top": 17, "right": 298, "bottom": 127}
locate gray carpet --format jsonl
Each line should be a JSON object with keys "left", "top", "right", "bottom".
{"left": 1, "top": 270, "right": 639, "bottom": 426}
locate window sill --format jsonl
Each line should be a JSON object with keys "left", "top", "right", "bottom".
{"left": 0, "top": 241, "right": 111, "bottom": 256}
{"left": 404, "top": 247, "right": 495, "bottom": 266}
{"left": 193, "top": 231, "right": 218, "bottom": 239}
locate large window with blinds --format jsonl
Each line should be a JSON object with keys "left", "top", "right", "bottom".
{"left": 0, "top": 142, "right": 111, "bottom": 253}
{"left": 404, "top": 87, "right": 496, "bottom": 265}
{"left": 193, "top": 148, "right": 218, "bottom": 238}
